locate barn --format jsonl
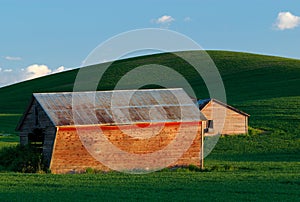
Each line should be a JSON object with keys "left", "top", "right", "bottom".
{"left": 16, "top": 88, "right": 207, "bottom": 174}
{"left": 198, "top": 99, "right": 250, "bottom": 135}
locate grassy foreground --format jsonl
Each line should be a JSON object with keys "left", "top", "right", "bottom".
{"left": 0, "top": 167, "right": 300, "bottom": 201}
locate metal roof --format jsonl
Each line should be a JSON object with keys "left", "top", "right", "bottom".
{"left": 32, "top": 88, "right": 206, "bottom": 126}
{"left": 197, "top": 98, "right": 250, "bottom": 117}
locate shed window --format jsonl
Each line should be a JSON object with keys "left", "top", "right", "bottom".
{"left": 207, "top": 120, "right": 213, "bottom": 129}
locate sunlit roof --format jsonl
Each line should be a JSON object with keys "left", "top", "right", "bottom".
{"left": 33, "top": 88, "right": 206, "bottom": 126}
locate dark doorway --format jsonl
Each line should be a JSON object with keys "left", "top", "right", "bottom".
{"left": 28, "top": 128, "right": 44, "bottom": 152}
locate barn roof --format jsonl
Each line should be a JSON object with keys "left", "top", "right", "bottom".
{"left": 197, "top": 98, "right": 250, "bottom": 117}
{"left": 19, "top": 88, "right": 206, "bottom": 127}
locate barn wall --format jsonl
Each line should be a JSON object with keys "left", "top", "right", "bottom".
{"left": 19, "top": 99, "right": 56, "bottom": 166}
{"left": 50, "top": 122, "right": 203, "bottom": 174}
{"left": 201, "top": 101, "right": 248, "bottom": 135}
{"left": 19, "top": 100, "right": 36, "bottom": 145}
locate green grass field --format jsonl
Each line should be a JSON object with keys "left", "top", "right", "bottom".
{"left": 0, "top": 168, "right": 299, "bottom": 201}
{"left": 0, "top": 50, "right": 299, "bottom": 201}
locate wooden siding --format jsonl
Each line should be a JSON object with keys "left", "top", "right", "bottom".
{"left": 50, "top": 122, "right": 203, "bottom": 174}
{"left": 18, "top": 99, "right": 56, "bottom": 166}
{"left": 201, "top": 101, "right": 248, "bottom": 135}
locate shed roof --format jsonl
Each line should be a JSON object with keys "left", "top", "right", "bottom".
{"left": 20, "top": 88, "right": 206, "bottom": 127}
{"left": 197, "top": 98, "right": 250, "bottom": 117}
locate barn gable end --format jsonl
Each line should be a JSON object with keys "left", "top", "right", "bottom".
{"left": 198, "top": 99, "right": 249, "bottom": 135}
{"left": 16, "top": 97, "right": 56, "bottom": 166}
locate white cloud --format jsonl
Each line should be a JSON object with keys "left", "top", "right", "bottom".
{"left": 25, "top": 64, "right": 52, "bottom": 80}
{"left": 156, "top": 15, "right": 175, "bottom": 24}
{"left": 184, "top": 17, "right": 192, "bottom": 22}
{"left": 25, "top": 64, "right": 70, "bottom": 79}
{"left": 0, "top": 64, "right": 72, "bottom": 87}
{"left": 274, "top": 12, "right": 300, "bottom": 30}
{"left": 4, "top": 56, "right": 22, "bottom": 61}
{"left": 53, "top": 66, "right": 65, "bottom": 73}
{"left": 24, "top": 64, "right": 71, "bottom": 79}
{"left": 3, "top": 69, "right": 13, "bottom": 72}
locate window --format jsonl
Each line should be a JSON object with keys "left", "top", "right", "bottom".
{"left": 207, "top": 120, "right": 213, "bottom": 129}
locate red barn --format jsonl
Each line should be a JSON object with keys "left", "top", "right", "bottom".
{"left": 17, "top": 88, "right": 207, "bottom": 173}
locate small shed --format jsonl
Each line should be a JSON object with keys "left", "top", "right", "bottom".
{"left": 17, "top": 88, "right": 207, "bottom": 173}
{"left": 198, "top": 99, "right": 249, "bottom": 135}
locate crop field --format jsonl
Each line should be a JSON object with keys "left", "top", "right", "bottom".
{"left": 0, "top": 167, "right": 300, "bottom": 201}
{"left": 0, "top": 51, "right": 299, "bottom": 201}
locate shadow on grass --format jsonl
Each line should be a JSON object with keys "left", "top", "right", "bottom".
{"left": 0, "top": 144, "right": 47, "bottom": 173}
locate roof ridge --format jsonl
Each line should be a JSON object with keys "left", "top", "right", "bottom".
{"left": 33, "top": 88, "right": 184, "bottom": 96}
{"left": 197, "top": 98, "right": 249, "bottom": 116}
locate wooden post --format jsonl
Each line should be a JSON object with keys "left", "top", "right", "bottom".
{"left": 201, "top": 121, "right": 204, "bottom": 170}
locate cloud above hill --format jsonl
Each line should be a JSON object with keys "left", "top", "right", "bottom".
{"left": 0, "top": 64, "right": 70, "bottom": 87}
{"left": 156, "top": 15, "right": 175, "bottom": 24}
{"left": 152, "top": 15, "right": 175, "bottom": 28}
{"left": 4, "top": 56, "right": 22, "bottom": 61}
{"left": 25, "top": 64, "right": 68, "bottom": 79}
{"left": 274, "top": 12, "right": 300, "bottom": 30}
{"left": 25, "top": 64, "right": 52, "bottom": 79}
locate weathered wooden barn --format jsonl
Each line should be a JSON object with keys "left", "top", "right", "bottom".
{"left": 17, "top": 88, "right": 207, "bottom": 173}
{"left": 198, "top": 99, "right": 249, "bottom": 135}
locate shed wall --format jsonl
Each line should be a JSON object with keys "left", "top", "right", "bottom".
{"left": 201, "top": 101, "right": 248, "bottom": 135}
{"left": 50, "top": 122, "right": 203, "bottom": 174}
{"left": 19, "top": 99, "right": 56, "bottom": 166}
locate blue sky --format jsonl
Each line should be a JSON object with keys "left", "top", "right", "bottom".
{"left": 0, "top": 0, "right": 300, "bottom": 87}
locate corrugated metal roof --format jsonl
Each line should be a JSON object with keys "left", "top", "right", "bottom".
{"left": 33, "top": 88, "right": 206, "bottom": 126}
{"left": 197, "top": 98, "right": 250, "bottom": 117}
